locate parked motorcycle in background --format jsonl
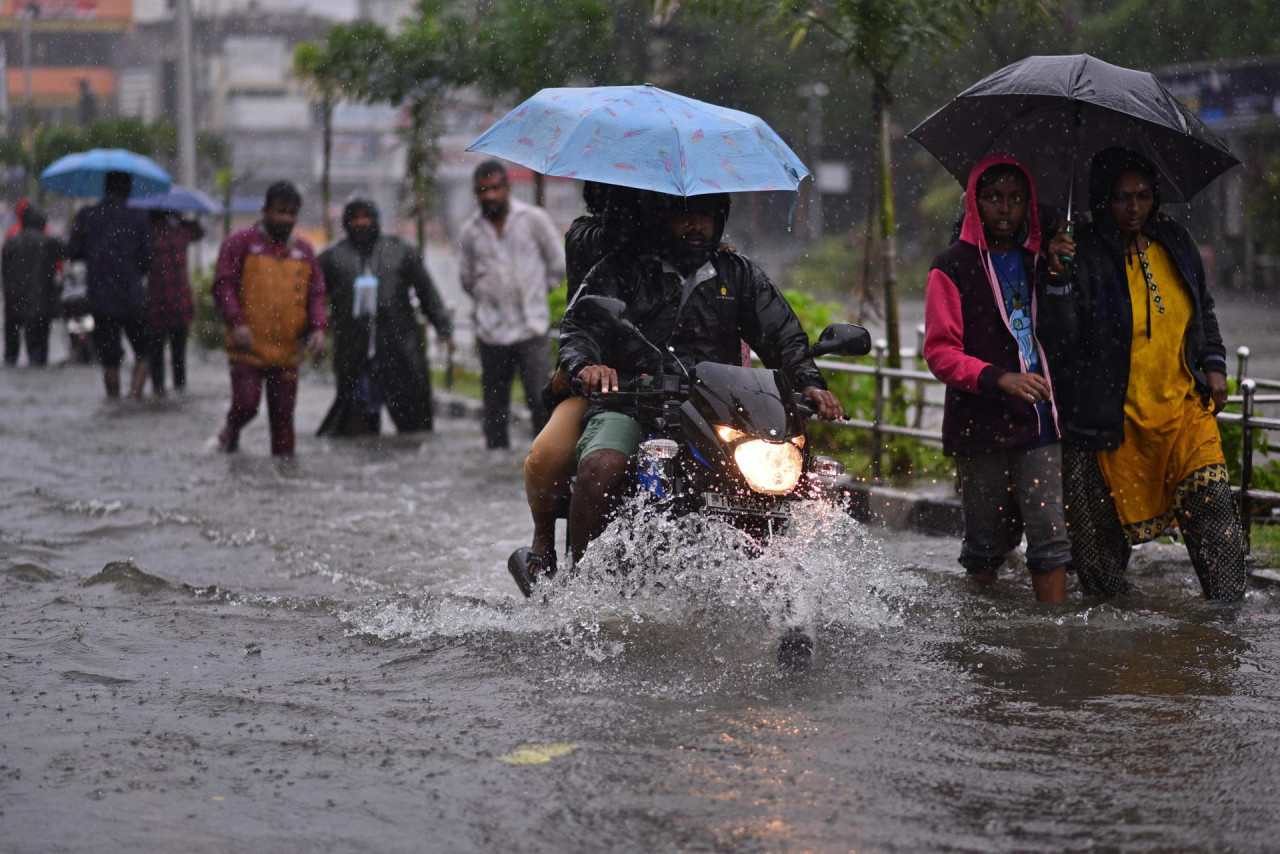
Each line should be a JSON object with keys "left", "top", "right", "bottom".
{"left": 60, "top": 261, "right": 94, "bottom": 365}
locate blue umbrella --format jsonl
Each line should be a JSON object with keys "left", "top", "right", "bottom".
{"left": 129, "top": 185, "right": 224, "bottom": 215}
{"left": 467, "top": 84, "right": 809, "bottom": 197}
{"left": 40, "top": 148, "right": 172, "bottom": 198}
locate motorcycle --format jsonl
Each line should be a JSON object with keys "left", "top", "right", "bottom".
{"left": 60, "top": 261, "right": 95, "bottom": 364}
{"left": 570, "top": 296, "right": 872, "bottom": 669}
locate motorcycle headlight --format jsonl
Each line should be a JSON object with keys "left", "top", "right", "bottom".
{"left": 733, "top": 439, "right": 804, "bottom": 495}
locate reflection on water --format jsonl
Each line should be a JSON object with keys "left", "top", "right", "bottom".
{"left": 3, "top": 358, "right": 1280, "bottom": 852}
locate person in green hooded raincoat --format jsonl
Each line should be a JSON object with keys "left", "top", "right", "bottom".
{"left": 317, "top": 199, "right": 453, "bottom": 436}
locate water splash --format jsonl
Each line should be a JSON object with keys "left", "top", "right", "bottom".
{"left": 337, "top": 498, "right": 921, "bottom": 662}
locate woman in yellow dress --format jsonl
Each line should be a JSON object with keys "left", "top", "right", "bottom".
{"left": 1046, "top": 148, "right": 1247, "bottom": 600}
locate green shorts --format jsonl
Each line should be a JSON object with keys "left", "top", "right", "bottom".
{"left": 576, "top": 411, "right": 645, "bottom": 465}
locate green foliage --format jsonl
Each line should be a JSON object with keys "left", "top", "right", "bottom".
{"left": 32, "top": 124, "right": 87, "bottom": 175}
{"left": 85, "top": 116, "right": 156, "bottom": 155}
{"left": 786, "top": 236, "right": 862, "bottom": 299}
{"left": 149, "top": 120, "right": 178, "bottom": 160}
{"left": 190, "top": 268, "right": 225, "bottom": 352}
{"left": 1247, "top": 145, "right": 1280, "bottom": 256}
{"left": 473, "top": 0, "right": 614, "bottom": 99}
{"left": 548, "top": 282, "right": 569, "bottom": 330}
{"left": 1219, "top": 378, "right": 1280, "bottom": 493}
{"left": 294, "top": 21, "right": 390, "bottom": 101}
{"left": 0, "top": 135, "right": 27, "bottom": 169}
{"left": 1078, "top": 0, "right": 1280, "bottom": 66}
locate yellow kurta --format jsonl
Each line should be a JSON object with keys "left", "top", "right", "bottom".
{"left": 1096, "top": 240, "right": 1225, "bottom": 544}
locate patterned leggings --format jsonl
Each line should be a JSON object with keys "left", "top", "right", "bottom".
{"left": 1062, "top": 445, "right": 1248, "bottom": 601}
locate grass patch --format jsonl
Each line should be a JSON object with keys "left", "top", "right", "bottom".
{"left": 1250, "top": 521, "right": 1280, "bottom": 568}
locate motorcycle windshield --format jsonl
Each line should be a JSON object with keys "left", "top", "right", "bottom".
{"left": 687, "top": 361, "right": 799, "bottom": 438}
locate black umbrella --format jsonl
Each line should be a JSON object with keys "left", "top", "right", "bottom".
{"left": 908, "top": 54, "right": 1240, "bottom": 216}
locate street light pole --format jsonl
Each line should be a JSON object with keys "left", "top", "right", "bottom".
{"left": 20, "top": 2, "right": 40, "bottom": 196}
{"left": 800, "top": 82, "right": 828, "bottom": 244}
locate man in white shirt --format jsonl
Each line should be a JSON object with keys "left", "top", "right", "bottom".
{"left": 458, "top": 161, "right": 566, "bottom": 448}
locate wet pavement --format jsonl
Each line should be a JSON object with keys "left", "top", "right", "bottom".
{"left": 3, "top": 315, "right": 1280, "bottom": 853}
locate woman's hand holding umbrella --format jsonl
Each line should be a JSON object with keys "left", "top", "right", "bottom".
{"left": 1047, "top": 229, "right": 1076, "bottom": 277}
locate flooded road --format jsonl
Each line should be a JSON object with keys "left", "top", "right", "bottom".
{"left": 4, "top": 344, "right": 1280, "bottom": 854}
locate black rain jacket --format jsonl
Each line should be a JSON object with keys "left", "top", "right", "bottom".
{"left": 316, "top": 236, "right": 452, "bottom": 435}
{"left": 558, "top": 249, "right": 824, "bottom": 421}
{"left": 1055, "top": 217, "right": 1226, "bottom": 451}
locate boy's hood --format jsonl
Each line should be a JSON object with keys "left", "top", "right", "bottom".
{"left": 959, "top": 152, "right": 1042, "bottom": 255}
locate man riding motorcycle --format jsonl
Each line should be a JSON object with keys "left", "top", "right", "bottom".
{"left": 558, "top": 191, "right": 843, "bottom": 563}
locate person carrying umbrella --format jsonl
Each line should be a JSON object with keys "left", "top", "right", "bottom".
{"left": 557, "top": 191, "right": 843, "bottom": 565}
{"left": 144, "top": 210, "right": 205, "bottom": 396}
{"left": 1047, "top": 149, "right": 1246, "bottom": 601}
{"left": 68, "top": 170, "right": 154, "bottom": 401}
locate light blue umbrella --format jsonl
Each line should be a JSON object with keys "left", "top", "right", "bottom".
{"left": 129, "top": 185, "right": 224, "bottom": 215}
{"left": 40, "top": 148, "right": 172, "bottom": 198}
{"left": 467, "top": 84, "right": 809, "bottom": 197}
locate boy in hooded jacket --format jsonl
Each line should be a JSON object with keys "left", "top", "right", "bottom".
{"left": 923, "top": 154, "right": 1074, "bottom": 603}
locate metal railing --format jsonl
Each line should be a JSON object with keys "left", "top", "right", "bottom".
{"left": 817, "top": 336, "right": 1280, "bottom": 553}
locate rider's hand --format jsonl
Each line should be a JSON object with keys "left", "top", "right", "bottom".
{"left": 1047, "top": 228, "right": 1076, "bottom": 276}
{"left": 802, "top": 386, "right": 844, "bottom": 420}
{"left": 995, "top": 371, "right": 1051, "bottom": 404}
{"left": 229, "top": 323, "right": 254, "bottom": 352}
{"left": 1206, "top": 370, "right": 1229, "bottom": 412}
{"left": 578, "top": 364, "right": 618, "bottom": 395}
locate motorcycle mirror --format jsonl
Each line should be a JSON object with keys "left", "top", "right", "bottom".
{"left": 810, "top": 323, "right": 872, "bottom": 358}
{"left": 573, "top": 295, "right": 628, "bottom": 332}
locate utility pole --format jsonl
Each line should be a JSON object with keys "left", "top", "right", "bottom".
{"left": 176, "top": 0, "right": 197, "bottom": 188}
{"left": 20, "top": 2, "right": 39, "bottom": 196}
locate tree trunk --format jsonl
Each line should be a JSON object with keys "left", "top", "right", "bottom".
{"left": 873, "top": 75, "right": 912, "bottom": 477}
{"left": 873, "top": 77, "right": 901, "bottom": 374}
{"left": 321, "top": 95, "right": 333, "bottom": 243}
{"left": 409, "top": 101, "right": 428, "bottom": 256}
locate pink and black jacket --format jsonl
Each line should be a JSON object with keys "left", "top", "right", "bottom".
{"left": 923, "top": 153, "right": 1072, "bottom": 456}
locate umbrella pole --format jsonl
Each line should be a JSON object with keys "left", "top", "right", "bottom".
{"left": 1060, "top": 109, "right": 1081, "bottom": 266}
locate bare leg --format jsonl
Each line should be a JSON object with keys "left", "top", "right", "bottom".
{"left": 1031, "top": 565, "right": 1068, "bottom": 603}
{"left": 103, "top": 367, "right": 121, "bottom": 398}
{"left": 530, "top": 509, "right": 558, "bottom": 557}
{"left": 969, "top": 570, "right": 997, "bottom": 588}
{"left": 127, "top": 360, "right": 150, "bottom": 401}
{"left": 569, "top": 449, "right": 631, "bottom": 564}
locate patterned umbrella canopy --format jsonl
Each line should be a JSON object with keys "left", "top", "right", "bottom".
{"left": 467, "top": 84, "right": 809, "bottom": 197}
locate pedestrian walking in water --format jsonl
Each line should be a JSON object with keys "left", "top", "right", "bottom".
{"left": 145, "top": 211, "right": 204, "bottom": 396}
{"left": 68, "top": 170, "right": 154, "bottom": 399}
{"left": 212, "top": 182, "right": 327, "bottom": 457}
{"left": 316, "top": 198, "right": 453, "bottom": 437}
{"left": 1049, "top": 148, "right": 1247, "bottom": 601}
{"left": 923, "top": 154, "right": 1074, "bottom": 603}
{"left": 2, "top": 204, "right": 65, "bottom": 367}
{"left": 457, "top": 161, "right": 565, "bottom": 449}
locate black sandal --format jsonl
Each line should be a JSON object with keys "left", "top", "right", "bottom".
{"left": 507, "top": 548, "right": 557, "bottom": 598}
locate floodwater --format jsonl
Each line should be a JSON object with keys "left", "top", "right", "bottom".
{"left": 3, "top": 316, "right": 1280, "bottom": 853}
